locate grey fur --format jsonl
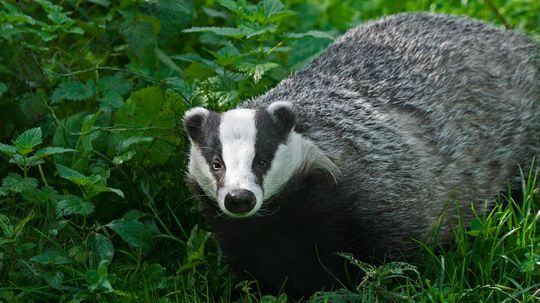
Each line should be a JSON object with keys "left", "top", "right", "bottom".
{"left": 240, "top": 13, "right": 540, "bottom": 250}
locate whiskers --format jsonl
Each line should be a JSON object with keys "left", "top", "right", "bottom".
{"left": 254, "top": 204, "right": 280, "bottom": 217}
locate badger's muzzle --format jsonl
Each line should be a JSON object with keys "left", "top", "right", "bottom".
{"left": 224, "top": 189, "right": 256, "bottom": 215}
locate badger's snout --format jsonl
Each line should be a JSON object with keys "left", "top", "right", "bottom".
{"left": 224, "top": 189, "right": 256, "bottom": 215}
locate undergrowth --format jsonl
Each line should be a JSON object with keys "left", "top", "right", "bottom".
{"left": 0, "top": 0, "right": 539, "bottom": 302}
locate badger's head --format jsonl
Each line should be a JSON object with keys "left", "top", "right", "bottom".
{"left": 183, "top": 101, "right": 337, "bottom": 218}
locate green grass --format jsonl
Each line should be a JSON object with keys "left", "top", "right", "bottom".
{"left": 0, "top": 0, "right": 539, "bottom": 302}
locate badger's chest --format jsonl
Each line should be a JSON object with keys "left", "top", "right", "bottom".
{"left": 199, "top": 173, "right": 369, "bottom": 298}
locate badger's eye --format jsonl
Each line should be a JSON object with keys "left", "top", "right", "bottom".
{"left": 212, "top": 160, "right": 223, "bottom": 171}
{"left": 257, "top": 159, "right": 268, "bottom": 168}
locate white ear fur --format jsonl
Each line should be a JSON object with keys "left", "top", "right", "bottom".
{"left": 183, "top": 107, "right": 211, "bottom": 143}
{"left": 267, "top": 101, "right": 293, "bottom": 115}
{"left": 266, "top": 101, "right": 295, "bottom": 133}
{"left": 183, "top": 107, "right": 209, "bottom": 121}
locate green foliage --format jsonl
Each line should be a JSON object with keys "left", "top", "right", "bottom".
{"left": 0, "top": 0, "right": 538, "bottom": 302}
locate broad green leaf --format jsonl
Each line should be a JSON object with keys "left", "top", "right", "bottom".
{"left": 42, "top": 271, "right": 64, "bottom": 289}
{"left": 0, "top": 143, "right": 16, "bottom": 157}
{"left": 80, "top": 112, "right": 101, "bottom": 151}
{"left": 97, "top": 73, "right": 132, "bottom": 110}
{"left": 35, "top": 147, "right": 75, "bottom": 158}
{"left": 1, "top": 174, "right": 38, "bottom": 194}
{"left": 0, "top": 214, "right": 14, "bottom": 238}
{"left": 186, "top": 225, "right": 210, "bottom": 262}
{"left": 13, "top": 127, "right": 42, "bottom": 155}
{"left": 56, "top": 164, "right": 91, "bottom": 185}
{"left": 216, "top": 0, "right": 244, "bottom": 15}
{"left": 146, "top": 263, "right": 167, "bottom": 290}
{"left": 154, "top": 0, "right": 194, "bottom": 32}
{"left": 51, "top": 80, "right": 95, "bottom": 104}
{"left": 120, "top": 21, "right": 157, "bottom": 63}
{"left": 56, "top": 195, "right": 95, "bottom": 217}
{"left": 106, "top": 218, "right": 152, "bottom": 250}
{"left": 255, "top": 0, "right": 295, "bottom": 20}
{"left": 90, "top": 233, "right": 114, "bottom": 264}
{"left": 94, "top": 184, "right": 124, "bottom": 198}
{"left": 110, "top": 86, "right": 183, "bottom": 166}
{"left": 87, "top": 260, "right": 113, "bottom": 292}
{"left": 242, "top": 23, "right": 277, "bottom": 38}
{"left": 30, "top": 249, "right": 70, "bottom": 265}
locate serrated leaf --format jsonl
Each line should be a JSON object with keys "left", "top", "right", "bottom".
{"left": 97, "top": 73, "right": 132, "bottom": 110}
{"left": 56, "top": 164, "right": 91, "bottom": 185}
{"left": 183, "top": 26, "right": 245, "bottom": 38}
{"left": 31, "top": 249, "right": 70, "bottom": 265}
{"left": 51, "top": 80, "right": 95, "bottom": 104}
{"left": 239, "top": 23, "right": 277, "bottom": 39}
{"left": 0, "top": 143, "right": 17, "bottom": 157}
{"left": 106, "top": 218, "right": 152, "bottom": 250}
{"left": 110, "top": 86, "right": 183, "bottom": 166}
{"left": 56, "top": 195, "right": 95, "bottom": 217}
{"left": 99, "top": 91, "right": 124, "bottom": 109}
{"left": 186, "top": 225, "right": 210, "bottom": 262}
{"left": 42, "top": 271, "right": 64, "bottom": 289}
{"left": 98, "top": 73, "right": 132, "bottom": 94}
{"left": 154, "top": 0, "right": 195, "bottom": 32}
{"left": 13, "top": 127, "right": 42, "bottom": 155}
{"left": 216, "top": 0, "right": 244, "bottom": 15}
{"left": 236, "top": 62, "right": 279, "bottom": 83}
{"left": 255, "top": 0, "right": 295, "bottom": 21}
{"left": 1, "top": 174, "right": 38, "bottom": 194}
{"left": 0, "top": 214, "right": 14, "bottom": 238}
{"left": 120, "top": 21, "right": 157, "bottom": 63}
{"left": 35, "top": 147, "right": 75, "bottom": 158}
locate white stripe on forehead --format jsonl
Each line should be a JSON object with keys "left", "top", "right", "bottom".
{"left": 219, "top": 109, "right": 257, "bottom": 184}
{"left": 219, "top": 109, "right": 257, "bottom": 147}
{"left": 218, "top": 109, "right": 263, "bottom": 216}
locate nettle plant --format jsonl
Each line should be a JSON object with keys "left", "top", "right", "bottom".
{"left": 0, "top": 128, "right": 158, "bottom": 297}
{"left": 173, "top": 0, "right": 335, "bottom": 110}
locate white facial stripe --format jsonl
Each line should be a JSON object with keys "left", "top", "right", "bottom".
{"left": 188, "top": 145, "right": 217, "bottom": 200}
{"left": 217, "top": 109, "right": 263, "bottom": 216}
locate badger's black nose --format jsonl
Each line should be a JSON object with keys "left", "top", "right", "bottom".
{"left": 224, "top": 189, "right": 256, "bottom": 214}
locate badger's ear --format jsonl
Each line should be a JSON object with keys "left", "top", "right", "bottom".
{"left": 267, "top": 101, "right": 295, "bottom": 133}
{"left": 183, "top": 107, "right": 210, "bottom": 144}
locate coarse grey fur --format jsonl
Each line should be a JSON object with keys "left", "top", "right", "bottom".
{"left": 186, "top": 12, "right": 540, "bottom": 297}
{"left": 241, "top": 13, "right": 540, "bottom": 249}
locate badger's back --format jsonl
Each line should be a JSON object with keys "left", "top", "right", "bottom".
{"left": 245, "top": 13, "right": 540, "bottom": 243}
{"left": 200, "top": 13, "right": 540, "bottom": 298}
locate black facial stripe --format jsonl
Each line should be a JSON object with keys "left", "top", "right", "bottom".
{"left": 252, "top": 109, "right": 290, "bottom": 183}
{"left": 197, "top": 112, "right": 224, "bottom": 184}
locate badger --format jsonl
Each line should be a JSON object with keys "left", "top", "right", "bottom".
{"left": 183, "top": 13, "right": 540, "bottom": 298}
